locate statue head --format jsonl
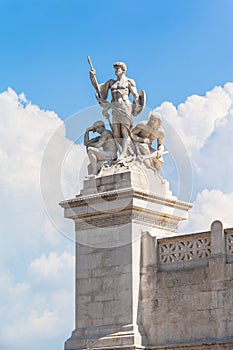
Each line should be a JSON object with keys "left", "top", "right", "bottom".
{"left": 92, "top": 120, "right": 105, "bottom": 133}
{"left": 113, "top": 62, "right": 127, "bottom": 77}
{"left": 148, "top": 112, "right": 162, "bottom": 128}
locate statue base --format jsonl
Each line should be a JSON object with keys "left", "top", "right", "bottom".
{"left": 65, "top": 324, "right": 145, "bottom": 350}
{"left": 60, "top": 167, "right": 192, "bottom": 350}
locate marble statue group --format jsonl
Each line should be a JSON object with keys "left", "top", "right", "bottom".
{"left": 85, "top": 57, "right": 166, "bottom": 177}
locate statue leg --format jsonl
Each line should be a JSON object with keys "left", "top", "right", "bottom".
{"left": 151, "top": 157, "right": 164, "bottom": 172}
{"left": 118, "top": 125, "right": 131, "bottom": 159}
{"left": 112, "top": 122, "right": 121, "bottom": 144}
{"left": 87, "top": 148, "right": 98, "bottom": 175}
{"left": 88, "top": 147, "right": 114, "bottom": 175}
{"left": 138, "top": 144, "right": 156, "bottom": 172}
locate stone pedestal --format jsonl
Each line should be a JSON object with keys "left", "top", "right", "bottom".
{"left": 60, "top": 169, "right": 192, "bottom": 350}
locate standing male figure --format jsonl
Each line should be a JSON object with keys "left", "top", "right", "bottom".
{"left": 89, "top": 61, "right": 145, "bottom": 159}
{"left": 84, "top": 120, "right": 117, "bottom": 176}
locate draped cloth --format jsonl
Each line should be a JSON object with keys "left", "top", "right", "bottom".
{"left": 99, "top": 82, "right": 133, "bottom": 128}
{"left": 111, "top": 100, "right": 133, "bottom": 130}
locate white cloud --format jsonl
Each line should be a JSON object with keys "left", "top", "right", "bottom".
{"left": 0, "top": 88, "right": 61, "bottom": 192}
{"left": 0, "top": 87, "right": 86, "bottom": 263}
{"left": 154, "top": 82, "right": 233, "bottom": 232}
{"left": 156, "top": 82, "right": 233, "bottom": 158}
{"left": 28, "top": 251, "right": 75, "bottom": 287}
{"left": 0, "top": 88, "right": 81, "bottom": 350}
{"left": 180, "top": 189, "right": 233, "bottom": 233}
{"left": 0, "top": 257, "right": 74, "bottom": 350}
{"left": 197, "top": 108, "right": 233, "bottom": 192}
{"left": 1, "top": 82, "right": 233, "bottom": 350}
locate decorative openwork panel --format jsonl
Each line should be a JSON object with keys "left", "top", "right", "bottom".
{"left": 226, "top": 231, "right": 233, "bottom": 255}
{"left": 159, "top": 234, "right": 211, "bottom": 264}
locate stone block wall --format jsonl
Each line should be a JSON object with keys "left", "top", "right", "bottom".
{"left": 140, "top": 221, "right": 233, "bottom": 349}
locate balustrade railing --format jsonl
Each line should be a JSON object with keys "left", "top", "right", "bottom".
{"left": 225, "top": 228, "right": 233, "bottom": 262}
{"left": 158, "top": 228, "right": 233, "bottom": 269}
{"left": 158, "top": 232, "right": 212, "bottom": 269}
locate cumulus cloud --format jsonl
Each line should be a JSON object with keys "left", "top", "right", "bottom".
{"left": 28, "top": 251, "right": 75, "bottom": 287}
{"left": 156, "top": 82, "right": 233, "bottom": 158}
{"left": 0, "top": 251, "right": 74, "bottom": 350}
{"left": 1, "top": 81, "right": 233, "bottom": 350}
{"left": 155, "top": 82, "right": 233, "bottom": 232}
{"left": 197, "top": 108, "right": 233, "bottom": 193}
{"left": 0, "top": 88, "right": 61, "bottom": 192}
{"left": 0, "top": 88, "right": 87, "bottom": 262}
{"left": 0, "top": 88, "right": 83, "bottom": 350}
{"left": 180, "top": 189, "right": 233, "bottom": 233}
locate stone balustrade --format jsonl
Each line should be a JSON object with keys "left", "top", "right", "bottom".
{"left": 159, "top": 232, "right": 211, "bottom": 264}
{"left": 225, "top": 228, "right": 233, "bottom": 262}
{"left": 139, "top": 221, "right": 233, "bottom": 349}
{"left": 158, "top": 223, "right": 233, "bottom": 270}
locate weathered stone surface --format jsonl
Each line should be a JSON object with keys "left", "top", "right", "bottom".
{"left": 61, "top": 171, "right": 192, "bottom": 243}
{"left": 147, "top": 341, "right": 233, "bottom": 349}
{"left": 60, "top": 171, "right": 192, "bottom": 349}
{"left": 139, "top": 221, "right": 233, "bottom": 349}
{"left": 59, "top": 174, "right": 233, "bottom": 349}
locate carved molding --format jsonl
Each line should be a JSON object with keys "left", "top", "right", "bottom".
{"left": 60, "top": 187, "right": 192, "bottom": 211}
{"left": 75, "top": 208, "right": 178, "bottom": 231}
{"left": 159, "top": 233, "right": 211, "bottom": 264}
{"left": 225, "top": 229, "right": 233, "bottom": 262}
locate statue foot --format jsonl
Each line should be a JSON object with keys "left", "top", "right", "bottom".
{"left": 117, "top": 154, "right": 134, "bottom": 162}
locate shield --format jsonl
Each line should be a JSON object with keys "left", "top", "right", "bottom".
{"left": 132, "top": 90, "right": 146, "bottom": 116}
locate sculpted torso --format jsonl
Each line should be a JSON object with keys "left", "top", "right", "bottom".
{"left": 107, "top": 77, "right": 135, "bottom": 103}
{"left": 101, "top": 130, "right": 117, "bottom": 153}
{"left": 132, "top": 121, "right": 164, "bottom": 145}
{"left": 89, "top": 60, "right": 146, "bottom": 160}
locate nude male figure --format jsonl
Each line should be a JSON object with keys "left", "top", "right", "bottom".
{"left": 89, "top": 61, "right": 145, "bottom": 159}
{"left": 84, "top": 120, "right": 117, "bottom": 176}
{"left": 131, "top": 112, "right": 165, "bottom": 172}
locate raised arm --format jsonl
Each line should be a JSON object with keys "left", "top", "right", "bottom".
{"left": 99, "top": 80, "right": 115, "bottom": 101}
{"left": 131, "top": 124, "right": 150, "bottom": 144}
{"left": 157, "top": 129, "right": 165, "bottom": 157}
{"left": 92, "top": 131, "right": 108, "bottom": 148}
{"left": 84, "top": 127, "right": 93, "bottom": 147}
{"left": 84, "top": 127, "right": 101, "bottom": 147}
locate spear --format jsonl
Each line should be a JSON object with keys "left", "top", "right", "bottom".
{"left": 87, "top": 56, "right": 101, "bottom": 99}
{"left": 87, "top": 56, "right": 113, "bottom": 127}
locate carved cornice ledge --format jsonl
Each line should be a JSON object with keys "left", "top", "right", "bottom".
{"left": 74, "top": 207, "right": 179, "bottom": 231}
{"left": 59, "top": 187, "right": 192, "bottom": 211}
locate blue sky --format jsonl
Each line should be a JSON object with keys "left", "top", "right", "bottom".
{"left": 1, "top": 1, "right": 233, "bottom": 350}
{"left": 1, "top": 0, "right": 233, "bottom": 117}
